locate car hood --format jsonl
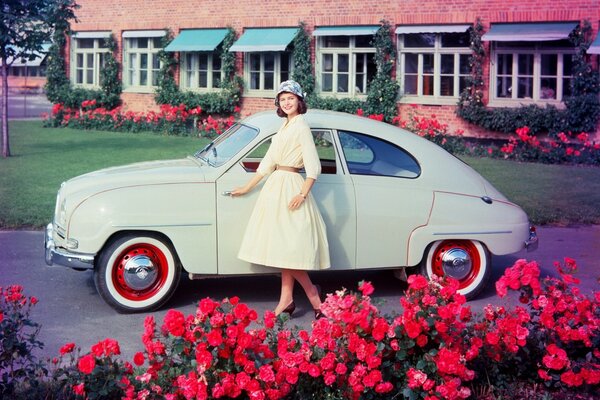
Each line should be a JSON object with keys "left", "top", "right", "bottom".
{"left": 61, "top": 157, "right": 207, "bottom": 198}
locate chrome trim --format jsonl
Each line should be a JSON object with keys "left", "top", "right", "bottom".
{"left": 45, "top": 223, "right": 95, "bottom": 270}
{"left": 433, "top": 230, "right": 512, "bottom": 236}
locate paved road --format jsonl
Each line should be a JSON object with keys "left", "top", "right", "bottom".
{"left": 6, "top": 94, "right": 52, "bottom": 119}
{"left": 1, "top": 226, "right": 599, "bottom": 363}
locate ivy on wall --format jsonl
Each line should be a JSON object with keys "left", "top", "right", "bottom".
{"left": 154, "top": 28, "right": 242, "bottom": 115}
{"left": 457, "top": 19, "right": 600, "bottom": 135}
{"left": 291, "top": 21, "right": 315, "bottom": 98}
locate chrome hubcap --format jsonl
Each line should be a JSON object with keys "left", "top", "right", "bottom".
{"left": 123, "top": 255, "right": 158, "bottom": 290}
{"left": 441, "top": 248, "right": 471, "bottom": 280}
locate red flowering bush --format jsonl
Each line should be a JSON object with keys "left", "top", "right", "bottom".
{"left": 44, "top": 100, "right": 237, "bottom": 137}
{"left": 4, "top": 257, "right": 599, "bottom": 399}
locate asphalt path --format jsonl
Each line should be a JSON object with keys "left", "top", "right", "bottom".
{"left": 6, "top": 94, "right": 53, "bottom": 119}
{"left": 1, "top": 226, "right": 599, "bottom": 363}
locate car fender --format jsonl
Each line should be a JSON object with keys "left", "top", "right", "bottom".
{"left": 67, "top": 183, "right": 217, "bottom": 274}
{"left": 406, "top": 191, "right": 532, "bottom": 266}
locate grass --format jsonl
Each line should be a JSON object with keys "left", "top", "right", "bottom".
{"left": 2, "top": 120, "right": 600, "bottom": 229}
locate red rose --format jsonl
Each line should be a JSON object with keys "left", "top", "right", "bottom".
{"left": 78, "top": 354, "right": 96, "bottom": 374}
{"left": 163, "top": 310, "right": 186, "bottom": 337}
{"left": 133, "top": 352, "right": 145, "bottom": 366}
{"left": 358, "top": 281, "right": 374, "bottom": 296}
{"left": 60, "top": 342, "right": 76, "bottom": 355}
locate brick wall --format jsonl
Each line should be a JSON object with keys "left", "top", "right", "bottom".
{"left": 70, "top": 0, "right": 600, "bottom": 138}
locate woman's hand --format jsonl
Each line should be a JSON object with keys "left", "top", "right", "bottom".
{"left": 288, "top": 194, "right": 305, "bottom": 210}
{"left": 231, "top": 187, "right": 249, "bottom": 197}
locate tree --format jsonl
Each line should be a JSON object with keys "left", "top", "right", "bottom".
{"left": 0, "top": 0, "right": 77, "bottom": 158}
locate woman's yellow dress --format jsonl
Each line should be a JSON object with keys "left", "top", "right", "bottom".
{"left": 238, "top": 114, "right": 330, "bottom": 270}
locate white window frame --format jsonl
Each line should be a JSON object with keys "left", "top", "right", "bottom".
{"left": 315, "top": 35, "right": 375, "bottom": 98}
{"left": 397, "top": 33, "right": 471, "bottom": 105}
{"left": 123, "top": 33, "right": 164, "bottom": 93}
{"left": 243, "top": 52, "right": 292, "bottom": 98}
{"left": 489, "top": 44, "right": 574, "bottom": 107}
{"left": 180, "top": 52, "right": 224, "bottom": 92}
{"left": 71, "top": 36, "right": 110, "bottom": 88}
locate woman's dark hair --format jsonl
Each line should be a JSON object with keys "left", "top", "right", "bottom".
{"left": 276, "top": 95, "right": 307, "bottom": 118}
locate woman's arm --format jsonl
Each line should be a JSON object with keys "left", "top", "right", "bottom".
{"left": 231, "top": 173, "right": 264, "bottom": 196}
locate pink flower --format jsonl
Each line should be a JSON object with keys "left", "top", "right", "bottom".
{"left": 60, "top": 342, "right": 76, "bottom": 355}
{"left": 77, "top": 354, "right": 96, "bottom": 374}
{"left": 358, "top": 281, "right": 374, "bottom": 296}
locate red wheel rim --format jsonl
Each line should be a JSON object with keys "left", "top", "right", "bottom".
{"left": 431, "top": 240, "right": 481, "bottom": 290}
{"left": 111, "top": 243, "right": 169, "bottom": 301}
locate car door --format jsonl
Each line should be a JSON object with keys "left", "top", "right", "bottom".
{"left": 216, "top": 129, "right": 357, "bottom": 275}
{"left": 337, "top": 130, "right": 433, "bottom": 269}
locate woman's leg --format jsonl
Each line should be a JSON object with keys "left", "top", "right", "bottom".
{"left": 289, "top": 270, "right": 321, "bottom": 310}
{"left": 274, "top": 270, "right": 295, "bottom": 315}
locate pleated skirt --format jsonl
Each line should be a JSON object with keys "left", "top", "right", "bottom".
{"left": 238, "top": 170, "right": 330, "bottom": 270}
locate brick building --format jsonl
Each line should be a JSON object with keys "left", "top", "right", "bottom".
{"left": 67, "top": 0, "right": 600, "bottom": 137}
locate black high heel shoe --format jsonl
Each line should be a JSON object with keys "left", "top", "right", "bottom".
{"left": 314, "top": 284, "right": 324, "bottom": 319}
{"left": 280, "top": 301, "right": 296, "bottom": 317}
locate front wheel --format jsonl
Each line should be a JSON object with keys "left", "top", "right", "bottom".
{"left": 95, "top": 234, "right": 181, "bottom": 313}
{"left": 420, "top": 240, "right": 490, "bottom": 300}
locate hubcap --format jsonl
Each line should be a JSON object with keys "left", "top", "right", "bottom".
{"left": 440, "top": 248, "right": 471, "bottom": 280}
{"left": 123, "top": 255, "right": 158, "bottom": 290}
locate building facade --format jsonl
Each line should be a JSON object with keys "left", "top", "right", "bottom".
{"left": 66, "top": 0, "right": 600, "bottom": 137}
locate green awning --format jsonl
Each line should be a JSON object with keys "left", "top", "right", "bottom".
{"left": 165, "top": 29, "right": 229, "bottom": 52}
{"left": 313, "top": 26, "right": 379, "bottom": 36}
{"left": 482, "top": 22, "right": 578, "bottom": 41}
{"left": 229, "top": 28, "right": 298, "bottom": 52}
{"left": 588, "top": 34, "right": 600, "bottom": 54}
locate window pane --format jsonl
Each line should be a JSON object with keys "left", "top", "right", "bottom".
{"left": 153, "top": 38, "right": 162, "bottom": 48}
{"left": 423, "top": 75, "right": 433, "bottom": 95}
{"left": 518, "top": 54, "right": 533, "bottom": 75}
{"left": 322, "top": 54, "right": 333, "bottom": 72}
{"left": 322, "top": 74, "right": 333, "bottom": 91}
{"left": 355, "top": 35, "right": 373, "bottom": 48}
{"left": 76, "top": 70, "right": 83, "bottom": 84}
{"left": 280, "top": 71, "right": 289, "bottom": 82}
{"left": 152, "top": 55, "right": 160, "bottom": 70}
{"left": 337, "top": 74, "right": 348, "bottom": 92}
{"left": 517, "top": 77, "right": 533, "bottom": 98}
{"left": 212, "top": 56, "right": 221, "bottom": 70}
{"left": 264, "top": 71, "right": 274, "bottom": 90}
{"left": 198, "top": 54, "right": 208, "bottom": 70}
{"left": 86, "top": 69, "right": 93, "bottom": 84}
{"left": 496, "top": 76, "right": 512, "bottom": 98}
{"left": 459, "top": 76, "right": 468, "bottom": 93}
{"left": 86, "top": 54, "right": 94, "bottom": 68}
{"left": 563, "top": 54, "right": 574, "bottom": 76}
{"left": 323, "top": 36, "right": 349, "bottom": 47}
{"left": 250, "top": 72, "right": 260, "bottom": 89}
{"left": 405, "top": 53, "right": 418, "bottom": 74}
{"left": 541, "top": 54, "right": 557, "bottom": 75}
{"left": 137, "top": 38, "right": 149, "bottom": 48}
{"left": 76, "top": 54, "right": 84, "bottom": 68}
{"left": 98, "top": 39, "right": 108, "bottom": 49}
{"left": 78, "top": 39, "right": 94, "bottom": 49}
{"left": 440, "top": 54, "right": 454, "bottom": 74}
{"left": 264, "top": 53, "right": 275, "bottom": 71}
{"left": 129, "top": 53, "right": 137, "bottom": 84}
{"left": 250, "top": 54, "right": 260, "bottom": 71}
{"left": 497, "top": 54, "right": 513, "bottom": 75}
{"left": 366, "top": 54, "right": 376, "bottom": 83}
{"left": 459, "top": 54, "right": 470, "bottom": 74}
{"left": 540, "top": 78, "right": 556, "bottom": 99}
{"left": 404, "top": 75, "right": 417, "bottom": 94}
{"left": 199, "top": 71, "right": 208, "bottom": 87}
{"left": 140, "top": 70, "right": 148, "bottom": 86}
{"left": 212, "top": 72, "right": 221, "bottom": 88}
{"left": 440, "top": 76, "right": 453, "bottom": 96}
{"left": 422, "top": 53, "right": 434, "bottom": 74}
{"left": 140, "top": 53, "right": 148, "bottom": 69}
{"left": 441, "top": 32, "right": 469, "bottom": 47}
{"left": 280, "top": 53, "right": 290, "bottom": 73}
{"left": 338, "top": 54, "right": 349, "bottom": 73}
{"left": 404, "top": 33, "right": 435, "bottom": 48}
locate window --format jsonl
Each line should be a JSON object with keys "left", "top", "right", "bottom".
{"left": 491, "top": 43, "right": 574, "bottom": 104}
{"left": 245, "top": 52, "right": 291, "bottom": 94}
{"left": 339, "top": 131, "right": 420, "bottom": 178}
{"left": 398, "top": 31, "right": 470, "bottom": 103}
{"left": 71, "top": 36, "right": 110, "bottom": 87}
{"left": 123, "top": 34, "right": 163, "bottom": 91}
{"left": 316, "top": 35, "right": 376, "bottom": 96}
{"left": 181, "top": 53, "right": 223, "bottom": 90}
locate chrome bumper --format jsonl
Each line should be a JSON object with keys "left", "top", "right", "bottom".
{"left": 525, "top": 225, "right": 538, "bottom": 252}
{"left": 44, "top": 223, "right": 95, "bottom": 270}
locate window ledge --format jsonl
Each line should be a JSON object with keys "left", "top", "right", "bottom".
{"left": 487, "top": 99, "right": 566, "bottom": 109}
{"left": 398, "top": 96, "right": 459, "bottom": 106}
{"left": 123, "top": 86, "right": 157, "bottom": 94}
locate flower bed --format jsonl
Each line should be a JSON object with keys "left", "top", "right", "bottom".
{"left": 1, "top": 258, "right": 598, "bottom": 399}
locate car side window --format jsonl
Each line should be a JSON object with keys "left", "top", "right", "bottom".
{"left": 240, "top": 130, "right": 337, "bottom": 174}
{"left": 339, "top": 130, "right": 421, "bottom": 178}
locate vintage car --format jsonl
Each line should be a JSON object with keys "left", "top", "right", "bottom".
{"left": 45, "top": 109, "right": 538, "bottom": 313}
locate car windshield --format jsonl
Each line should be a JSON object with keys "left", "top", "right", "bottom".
{"left": 194, "top": 123, "right": 259, "bottom": 167}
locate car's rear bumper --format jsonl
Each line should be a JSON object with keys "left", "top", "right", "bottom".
{"left": 44, "top": 223, "right": 95, "bottom": 270}
{"left": 525, "top": 225, "right": 538, "bottom": 252}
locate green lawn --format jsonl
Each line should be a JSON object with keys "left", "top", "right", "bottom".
{"left": 1, "top": 120, "right": 599, "bottom": 228}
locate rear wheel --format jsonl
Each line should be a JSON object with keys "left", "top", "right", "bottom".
{"left": 420, "top": 240, "right": 490, "bottom": 299}
{"left": 95, "top": 234, "right": 180, "bottom": 313}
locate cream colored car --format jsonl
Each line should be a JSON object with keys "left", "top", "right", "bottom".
{"left": 45, "top": 110, "right": 537, "bottom": 312}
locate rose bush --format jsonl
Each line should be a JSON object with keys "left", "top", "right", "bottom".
{"left": 2, "top": 257, "right": 598, "bottom": 399}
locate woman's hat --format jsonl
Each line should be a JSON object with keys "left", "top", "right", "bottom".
{"left": 275, "top": 80, "right": 305, "bottom": 106}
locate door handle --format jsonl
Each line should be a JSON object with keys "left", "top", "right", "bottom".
{"left": 221, "top": 191, "right": 233, "bottom": 196}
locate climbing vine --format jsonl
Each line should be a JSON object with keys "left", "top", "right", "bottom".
{"left": 291, "top": 21, "right": 315, "bottom": 98}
